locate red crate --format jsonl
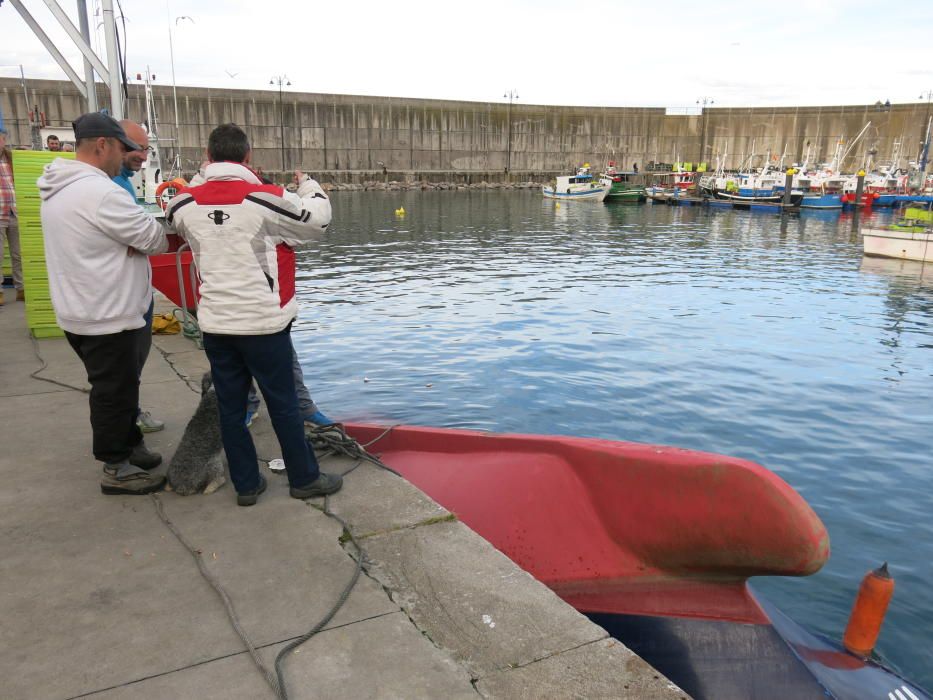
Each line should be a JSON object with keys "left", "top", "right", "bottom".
{"left": 151, "top": 250, "right": 199, "bottom": 311}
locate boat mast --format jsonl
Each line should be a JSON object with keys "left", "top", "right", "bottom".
{"left": 141, "top": 68, "right": 164, "bottom": 203}
{"left": 919, "top": 116, "right": 932, "bottom": 175}
{"left": 839, "top": 121, "right": 872, "bottom": 171}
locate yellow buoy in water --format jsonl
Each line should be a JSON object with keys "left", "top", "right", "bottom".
{"left": 395, "top": 206, "right": 406, "bottom": 217}
{"left": 555, "top": 202, "right": 560, "bottom": 208}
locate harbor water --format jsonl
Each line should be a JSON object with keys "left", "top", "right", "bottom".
{"left": 292, "top": 191, "right": 932, "bottom": 687}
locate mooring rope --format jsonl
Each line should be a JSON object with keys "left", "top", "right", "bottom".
{"left": 27, "top": 331, "right": 90, "bottom": 394}
{"left": 150, "top": 493, "right": 284, "bottom": 698}
{"left": 154, "top": 422, "right": 401, "bottom": 700}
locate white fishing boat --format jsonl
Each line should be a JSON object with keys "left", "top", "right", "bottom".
{"left": 542, "top": 165, "right": 611, "bottom": 202}
{"left": 862, "top": 207, "right": 933, "bottom": 262}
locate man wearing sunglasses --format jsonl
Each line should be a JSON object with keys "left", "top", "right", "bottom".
{"left": 112, "top": 120, "right": 166, "bottom": 436}
{"left": 38, "top": 113, "right": 168, "bottom": 496}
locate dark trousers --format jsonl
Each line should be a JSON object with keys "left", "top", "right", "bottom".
{"left": 202, "top": 324, "right": 319, "bottom": 494}
{"left": 135, "top": 298, "right": 154, "bottom": 417}
{"left": 66, "top": 327, "right": 146, "bottom": 464}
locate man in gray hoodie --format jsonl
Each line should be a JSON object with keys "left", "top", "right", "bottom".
{"left": 39, "top": 113, "right": 168, "bottom": 495}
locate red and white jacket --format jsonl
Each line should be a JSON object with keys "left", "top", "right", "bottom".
{"left": 165, "top": 162, "right": 331, "bottom": 335}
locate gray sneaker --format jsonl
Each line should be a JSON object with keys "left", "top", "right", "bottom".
{"left": 289, "top": 472, "right": 343, "bottom": 499}
{"left": 101, "top": 463, "right": 166, "bottom": 495}
{"left": 137, "top": 410, "right": 165, "bottom": 433}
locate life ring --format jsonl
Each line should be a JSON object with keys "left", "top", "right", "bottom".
{"left": 156, "top": 178, "right": 188, "bottom": 211}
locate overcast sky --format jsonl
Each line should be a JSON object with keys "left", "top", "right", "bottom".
{"left": 2, "top": 0, "right": 932, "bottom": 110}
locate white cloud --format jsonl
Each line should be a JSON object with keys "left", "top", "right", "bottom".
{"left": 2, "top": 0, "right": 931, "bottom": 109}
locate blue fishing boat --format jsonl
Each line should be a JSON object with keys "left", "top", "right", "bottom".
{"left": 800, "top": 192, "right": 843, "bottom": 209}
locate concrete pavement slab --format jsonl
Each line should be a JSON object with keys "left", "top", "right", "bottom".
{"left": 83, "top": 612, "right": 478, "bottom": 700}
{"left": 156, "top": 476, "right": 400, "bottom": 647}
{"left": 363, "top": 519, "right": 611, "bottom": 678}
{"left": 475, "top": 637, "right": 686, "bottom": 700}
{"left": 314, "top": 459, "right": 450, "bottom": 538}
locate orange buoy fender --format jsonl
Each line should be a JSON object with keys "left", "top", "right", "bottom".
{"left": 843, "top": 562, "right": 895, "bottom": 658}
{"left": 155, "top": 178, "right": 188, "bottom": 210}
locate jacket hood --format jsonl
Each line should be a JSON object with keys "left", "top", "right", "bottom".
{"left": 38, "top": 158, "right": 109, "bottom": 201}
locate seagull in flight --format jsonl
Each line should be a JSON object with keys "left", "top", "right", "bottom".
{"left": 225, "top": 70, "right": 239, "bottom": 78}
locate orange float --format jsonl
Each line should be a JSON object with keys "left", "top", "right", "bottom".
{"left": 155, "top": 177, "right": 188, "bottom": 211}
{"left": 842, "top": 562, "right": 895, "bottom": 658}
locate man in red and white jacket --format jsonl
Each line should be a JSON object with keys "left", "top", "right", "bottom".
{"left": 165, "top": 123, "right": 342, "bottom": 505}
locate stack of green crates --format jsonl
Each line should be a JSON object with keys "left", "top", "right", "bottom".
{"left": 12, "top": 150, "right": 75, "bottom": 338}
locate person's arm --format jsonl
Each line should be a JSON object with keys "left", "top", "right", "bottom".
{"left": 249, "top": 171, "right": 332, "bottom": 246}
{"left": 96, "top": 189, "right": 168, "bottom": 255}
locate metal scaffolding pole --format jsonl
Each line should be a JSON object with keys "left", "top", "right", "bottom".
{"left": 10, "top": 0, "right": 123, "bottom": 113}
{"left": 9, "top": 0, "right": 88, "bottom": 99}
{"left": 101, "top": 0, "right": 124, "bottom": 118}
{"left": 76, "top": 0, "right": 97, "bottom": 112}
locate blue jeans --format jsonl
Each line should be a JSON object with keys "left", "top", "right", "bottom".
{"left": 246, "top": 342, "right": 318, "bottom": 416}
{"left": 202, "top": 324, "right": 320, "bottom": 494}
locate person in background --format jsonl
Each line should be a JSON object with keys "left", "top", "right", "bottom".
{"left": 0, "top": 127, "right": 24, "bottom": 305}
{"left": 112, "top": 119, "right": 166, "bottom": 434}
{"left": 165, "top": 124, "right": 342, "bottom": 506}
{"left": 38, "top": 113, "right": 168, "bottom": 495}
{"left": 62, "top": 142, "right": 75, "bottom": 152}
{"left": 46, "top": 134, "right": 61, "bottom": 152}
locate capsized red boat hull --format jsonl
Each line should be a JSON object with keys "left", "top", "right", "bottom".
{"left": 343, "top": 423, "right": 930, "bottom": 700}
{"left": 344, "top": 422, "right": 829, "bottom": 624}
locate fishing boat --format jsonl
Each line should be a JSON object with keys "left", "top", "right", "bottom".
{"left": 645, "top": 169, "right": 696, "bottom": 202}
{"left": 862, "top": 207, "right": 933, "bottom": 262}
{"left": 800, "top": 191, "right": 843, "bottom": 209}
{"left": 343, "top": 422, "right": 930, "bottom": 700}
{"left": 542, "top": 165, "right": 611, "bottom": 202}
{"left": 599, "top": 162, "right": 647, "bottom": 203}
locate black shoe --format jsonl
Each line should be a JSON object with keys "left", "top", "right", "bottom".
{"left": 289, "top": 472, "right": 343, "bottom": 499}
{"left": 237, "top": 473, "right": 267, "bottom": 507}
{"left": 128, "top": 441, "right": 163, "bottom": 470}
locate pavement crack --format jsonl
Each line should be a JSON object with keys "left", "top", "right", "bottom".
{"left": 347, "top": 512, "right": 458, "bottom": 542}
{"left": 151, "top": 343, "right": 201, "bottom": 393}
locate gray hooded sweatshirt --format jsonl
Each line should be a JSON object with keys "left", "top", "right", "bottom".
{"left": 38, "top": 158, "right": 167, "bottom": 335}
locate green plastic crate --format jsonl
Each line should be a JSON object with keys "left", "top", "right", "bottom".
{"left": 11, "top": 150, "right": 74, "bottom": 338}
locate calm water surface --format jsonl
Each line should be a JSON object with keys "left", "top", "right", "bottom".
{"left": 292, "top": 191, "right": 932, "bottom": 686}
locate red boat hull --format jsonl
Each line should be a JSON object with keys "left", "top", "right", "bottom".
{"left": 343, "top": 423, "right": 830, "bottom": 624}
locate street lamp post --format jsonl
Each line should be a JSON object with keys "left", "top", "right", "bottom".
{"left": 504, "top": 89, "right": 518, "bottom": 174}
{"left": 167, "top": 12, "right": 193, "bottom": 174}
{"left": 697, "top": 96, "right": 714, "bottom": 167}
{"left": 271, "top": 75, "right": 291, "bottom": 174}
{"left": 919, "top": 90, "right": 933, "bottom": 174}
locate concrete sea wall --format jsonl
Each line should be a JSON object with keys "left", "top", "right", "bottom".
{"left": 2, "top": 77, "right": 929, "bottom": 182}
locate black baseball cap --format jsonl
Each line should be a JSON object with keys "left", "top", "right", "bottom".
{"left": 72, "top": 112, "right": 141, "bottom": 151}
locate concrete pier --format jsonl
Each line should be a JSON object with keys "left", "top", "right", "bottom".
{"left": 0, "top": 290, "right": 686, "bottom": 699}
